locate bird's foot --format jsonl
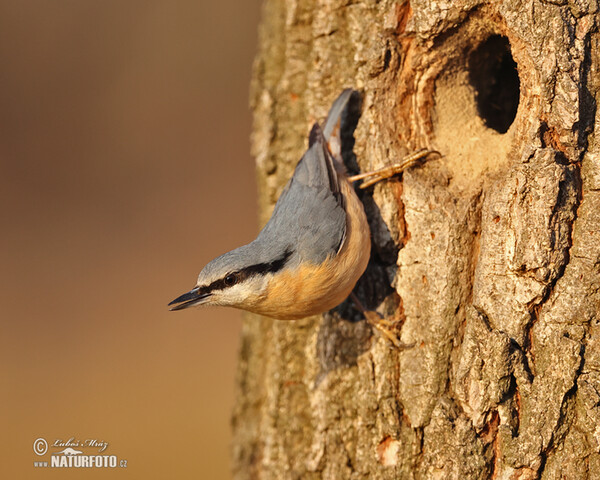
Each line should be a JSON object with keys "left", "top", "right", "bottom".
{"left": 350, "top": 293, "right": 414, "bottom": 350}
{"left": 363, "top": 311, "right": 414, "bottom": 350}
{"left": 348, "top": 149, "right": 440, "bottom": 189}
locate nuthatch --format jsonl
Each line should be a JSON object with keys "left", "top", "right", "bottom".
{"left": 169, "top": 89, "right": 435, "bottom": 326}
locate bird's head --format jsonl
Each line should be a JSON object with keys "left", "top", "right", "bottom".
{"left": 168, "top": 243, "right": 292, "bottom": 312}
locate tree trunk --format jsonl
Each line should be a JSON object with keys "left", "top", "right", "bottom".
{"left": 231, "top": 0, "right": 600, "bottom": 478}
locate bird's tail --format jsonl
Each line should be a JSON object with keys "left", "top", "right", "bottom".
{"left": 321, "top": 89, "right": 360, "bottom": 164}
{"left": 322, "top": 89, "right": 355, "bottom": 140}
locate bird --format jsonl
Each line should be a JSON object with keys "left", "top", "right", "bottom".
{"left": 169, "top": 89, "right": 435, "bottom": 336}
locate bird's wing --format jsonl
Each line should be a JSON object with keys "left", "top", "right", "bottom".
{"left": 258, "top": 124, "right": 347, "bottom": 265}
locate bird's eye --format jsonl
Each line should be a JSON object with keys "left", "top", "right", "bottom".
{"left": 224, "top": 273, "right": 237, "bottom": 287}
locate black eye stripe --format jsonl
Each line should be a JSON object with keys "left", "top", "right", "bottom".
{"left": 238, "top": 249, "right": 292, "bottom": 277}
{"left": 203, "top": 249, "right": 292, "bottom": 294}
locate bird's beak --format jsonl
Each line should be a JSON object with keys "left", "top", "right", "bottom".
{"left": 168, "top": 287, "right": 210, "bottom": 311}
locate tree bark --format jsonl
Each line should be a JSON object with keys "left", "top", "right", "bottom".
{"left": 232, "top": 0, "right": 600, "bottom": 478}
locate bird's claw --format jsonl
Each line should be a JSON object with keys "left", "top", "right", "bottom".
{"left": 362, "top": 310, "right": 414, "bottom": 350}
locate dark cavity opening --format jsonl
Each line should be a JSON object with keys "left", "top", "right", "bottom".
{"left": 468, "top": 35, "right": 520, "bottom": 134}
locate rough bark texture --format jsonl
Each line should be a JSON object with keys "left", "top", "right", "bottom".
{"left": 231, "top": 0, "right": 600, "bottom": 478}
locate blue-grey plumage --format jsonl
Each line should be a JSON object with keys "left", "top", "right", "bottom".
{"left": 322, "top": 88, "right": 353, "bottom": 141}
{"left": 257, "top": 125, "right": 346, "bottom": 266}
{"left": 169, "top": 89, "right": 371, "bottom": 319}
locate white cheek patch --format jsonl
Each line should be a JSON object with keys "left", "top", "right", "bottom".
{"left": 212, "top": 276, "right": 271, "bottom": 307}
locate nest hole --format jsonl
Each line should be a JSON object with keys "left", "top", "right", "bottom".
{"left": 468, "top": 35, "right": 520, "bottom": 134}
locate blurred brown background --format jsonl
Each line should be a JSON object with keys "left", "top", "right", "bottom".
{"left": 0, "top": 1, "right": 261, "bottom": 478}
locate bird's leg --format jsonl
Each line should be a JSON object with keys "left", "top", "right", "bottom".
{"left": 350, "top": 293, "right": 414, "bottom": 350}
{"left": 348, "top": 149, "right": 440, "bottom": 189}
